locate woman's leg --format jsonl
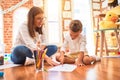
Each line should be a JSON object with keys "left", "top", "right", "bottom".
{"left": 45, "top": 45, "right": 57, "bottom": 57}
{"left": 11, "top": 45, "right": 33, "bottom": 64}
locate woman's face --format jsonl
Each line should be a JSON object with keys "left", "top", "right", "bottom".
{"left": 34, "top": 13, "right": 45, "bottom": 28}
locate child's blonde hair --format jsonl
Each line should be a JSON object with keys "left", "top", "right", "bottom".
{"left": 69, "top": 20, "right": 82, "bottom": 32}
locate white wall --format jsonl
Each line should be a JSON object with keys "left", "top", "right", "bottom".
{"left": 13, "top": 7, "right": 29, "bottom": 46}
{"left": 73, "top": 0, "right": 95, "bottom": 55}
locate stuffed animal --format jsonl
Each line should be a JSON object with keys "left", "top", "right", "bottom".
{"left": 99, "top": 11, "right": 119, "bottom": 29}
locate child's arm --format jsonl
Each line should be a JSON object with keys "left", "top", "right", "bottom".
{"left": 59, "top": 35, "right": 68, "bottom": 64}
{"left": 75, "top": 35, "right": 87, "bottom": 66}
{"left": 75, "top": 51, "right": 85, "bottom": 66}
{"left": 59, "top": 51, "right": 65, "bottom": 64}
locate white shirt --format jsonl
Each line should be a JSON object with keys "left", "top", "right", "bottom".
{"left": 61, "top": 32, "right": 87, "bottom": 54}
{"left": 13, "top": 22, "right": 46, "bottom": 50}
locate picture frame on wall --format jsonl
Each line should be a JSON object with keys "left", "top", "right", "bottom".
{"left": 63, "top": 19, "right": 71, "bottom": 30}
{"left": 62, "top": 11, "right": 72, "bottom": 18}
{"left": 64, "top": 0, "right": 71, "bottom": 10}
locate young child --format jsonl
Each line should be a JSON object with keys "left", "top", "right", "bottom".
{"left": 56, "top": 20, "right": 100, "bottom": 66}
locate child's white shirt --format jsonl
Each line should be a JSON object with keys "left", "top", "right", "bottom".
{"left": 61, "top": 32, "right": 87, "bottom": 54}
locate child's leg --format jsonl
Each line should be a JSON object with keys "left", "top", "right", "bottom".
{"left": 94, "top": 56, "right": 101, "bottom": 61}
{"left": 64, "top": 55, "right": 75, "bottom": 64}
{"left": 56, "top": 54, "right": 75, "bottom": 64}
{"left": 83, "top": 55, "right": 96, "bottom": 65}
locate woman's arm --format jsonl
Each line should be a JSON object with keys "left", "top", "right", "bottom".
{"left": 19, "top": 24, "right": 37, "bottom": 50}
{"left": 44, "top": 55, "right": 58, "bottom": 66}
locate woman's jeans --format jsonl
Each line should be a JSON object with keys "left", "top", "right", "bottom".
{"left": 11, "top": 45, "right": 57, "bottom": 64}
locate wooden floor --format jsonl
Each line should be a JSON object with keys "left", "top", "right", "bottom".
{"left": 1, "top": 57, "right": 120, "bottom": 80}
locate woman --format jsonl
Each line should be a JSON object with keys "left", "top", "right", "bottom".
{"left": 11, "top": 6, "right": 58, "bottom": 66}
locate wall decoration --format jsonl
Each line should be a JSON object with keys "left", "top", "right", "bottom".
{"left": 64, "top": 1, "right": 71, "bottom": 10}
{"left": 64, "top": 19, "right": 71, "bottom": 30}
{"left": 62, "top": 11, "right": 72, "bottom": 18}
{"left": 63, "top": 31, "right": 69, "bottom": 38}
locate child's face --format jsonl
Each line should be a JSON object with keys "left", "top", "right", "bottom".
{"left": 69, "top": 30, "right": 81, "bottom": 40}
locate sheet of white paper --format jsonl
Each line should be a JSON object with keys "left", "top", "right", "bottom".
{"left": 0, "top": 63, "right": 21, "bottom": 70}
{"left": 48, "top": 64, "right": 77, "bottom": 72}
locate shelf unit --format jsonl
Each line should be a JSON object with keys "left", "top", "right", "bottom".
{"left": 91, "top": 0, "right": 120, "bottom": 57}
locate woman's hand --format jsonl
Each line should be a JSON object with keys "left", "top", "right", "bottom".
{"left": 45, "top": 56, "right": 58, "bottom": 66}
{"left": 36, "top": 41, "right": 46, "bottom": 50}
{"left": 36, "top": 41, "right": 41, "bottom": 48}
{"left": 46, "top": 57, "right": 58, "bottom": 66}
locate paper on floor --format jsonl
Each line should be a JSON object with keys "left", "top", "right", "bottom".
{"left": 48, "top": 64, "right": 77, "bottom": 72}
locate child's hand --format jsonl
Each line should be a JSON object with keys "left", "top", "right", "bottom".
{"left": 59, "top": 53, "right": 64, "bottom": 64}
{"left": 58, "top": 51, "right": 64, "bottom": 64}
{"left": 75, "top": 58, "right": 85, "bottom": 66}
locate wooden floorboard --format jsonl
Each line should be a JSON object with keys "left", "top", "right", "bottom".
{"left": 1, "top": 57, "right": 120, "bottom": 80}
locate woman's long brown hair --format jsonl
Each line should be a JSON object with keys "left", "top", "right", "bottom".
{"left": 27, "top": 6, "right": 44, "bottom": 38}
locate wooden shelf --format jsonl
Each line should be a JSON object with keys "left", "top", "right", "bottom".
{"left": 94, "top": 28, "right": 120, "bottom": 32}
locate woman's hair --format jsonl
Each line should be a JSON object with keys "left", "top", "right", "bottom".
{"left": 69, "top": 20, "right": 82, "bottom": 32}
{"left": 27, "top": 6, "right": 44, "bottom": 38}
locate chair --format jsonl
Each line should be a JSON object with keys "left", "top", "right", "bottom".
{"left": 94, "top": 12, "right": 120, "bottom": 57}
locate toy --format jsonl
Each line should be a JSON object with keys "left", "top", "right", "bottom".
{"left": 118, "top": 52, "right": 120, "bottom": 55}
{"left": 0, "top": 71, "right": 4, "bottom": 77}
{"left": 99, "top": 11, "right": 119, "bottom": 29}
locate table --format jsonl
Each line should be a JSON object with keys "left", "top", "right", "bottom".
{"left": 94, "top": 28, "right": 120, "bottom": 57}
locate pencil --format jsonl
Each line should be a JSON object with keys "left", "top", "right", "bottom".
{"left": 42, "top": 48, "right": 48, "bottom": 59}
{"left": 61, "top": 60, "right": 63, "bottom": 67}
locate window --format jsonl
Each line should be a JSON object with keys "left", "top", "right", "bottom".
{"left": 45, "top": 0, "right": 62, "bottom": 46}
